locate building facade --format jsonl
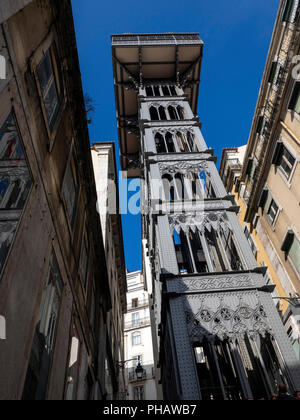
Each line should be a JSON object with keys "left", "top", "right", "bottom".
{"left": 91, "top": 142, "right": 127, "bottom": 399}
{"left": 0, "top": 0, "right": 117, "bottom": 400}
{"left": 111, "top": 32, "right": 300, "bottom": 400}
{"left": 124, "top": 270, "right": 158, "bottom": 401}
{"left": 237, "top": 0, "right": 300, "bottom": 361}
{"left": 220, "top": 147, "right": 296, "bottom": 347}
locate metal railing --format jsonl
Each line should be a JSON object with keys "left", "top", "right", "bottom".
{"left": 127, "top": 299, "right": 149, "bottom": 311}
{"left": 112, "top": 33, "right": 202, "bottom": 46}
{"left": 128, "top": 366, "right": 156, "bottom": 382}
{"left": 124, "top": 317, "right": 151, "bottom": 330}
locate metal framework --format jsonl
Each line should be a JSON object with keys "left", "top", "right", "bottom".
{"left": 111, "top": 33, "right": 300, "bottom": 401}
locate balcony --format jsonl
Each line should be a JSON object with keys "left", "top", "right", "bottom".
{"left": 124, "top": 317, "right": 151, "bottom": 330}
{"left": 127, "top": 299, "right": 149, "bottom": 311}
{"left": 128, "top": 366, "right": 156, "bottom": 382}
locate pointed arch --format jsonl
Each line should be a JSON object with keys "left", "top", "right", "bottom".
{"left": 150, "top": 106, "right": 159, "bottom": 121}
{"left": 158, "top": 105, "right": 167, "bottom": 120}
{"left": 155, "top": 132, "right": 166, "bottom": 154}
{"left": 165, "top": 132, "right": 175, "bottom": 153}
{"left": 168, "top": 105, "right": 178, "bottom": 120}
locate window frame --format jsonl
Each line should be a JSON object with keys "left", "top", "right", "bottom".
{"left": 132, "top": 331, "right": 142, "bottom": 346}
{"left": 0, "top": 108, "right": 33, "bottom": 279}
{"left": 282, "top": 228, "right": 300, "bottom": 277}
{"left": 244, "top": 225, "right": 258, "bottom": 257}
{"left": 134, "top": 385, "right": 145, "bottom": 401}
{"left": 30, "top": 32, "right": 66, "bottom": 149}
{"left": 267, "top": 198, "right": 280, "bottom": 226}
{"left": 282, "top": 0, "right": 295, "bottom": 23}
{"left": 288, "top": 81, "right": 300, "bottom": 114}
{"left": 62, "top": 145, "right": 80, "bottom": 232}
{"left": 80, "top": 225, "right": 91, "bottom": 292}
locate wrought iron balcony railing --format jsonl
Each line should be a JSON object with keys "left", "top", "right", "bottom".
{"left": 128, "top": 366, "right": 156, "bottom": 382}
{"left": 124, "top": 317, "right": 151, "bottom": 330}
{"left": 127, "top": 299, "right": 149, "bottom": 311}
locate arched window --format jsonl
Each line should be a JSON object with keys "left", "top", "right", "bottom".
{"left": 174, "top": 173, "right": 185, "bottom": 200}
{"left": 173, "top": 228, "right": 194, "bottom": 274}
{"left": 146, "top": 86, "right": 153, "bottom": 96}
{"left": 170, "top": 86, "right": 177, "bottom": 96}
{"left": 176, "top": 132, "right": 189, "bottom": 152}
{"left": 155, "top": 133, "right": 166, "bottom": 154}
{"left": 162, "top": 174, "right": 175, "bottom": 201}
{"left": 0, "top": 176, "right": 11, "bottom": 207}
{"left": 165, "top": 132, "right": 175, "bottom": 153}
{"left": 158, "top": 106, "right": 167, "bottom": 120}
{"left": 154, "top": 86, "right": 161, "bottom": 96}
{"left": 177, "top": 106, "right": 185, "bottom": 120}
{"left": 162, "top": 86, "right": 170, "bottom": 96}
{"left": 149, "top": 106, "right": 159, "bottom": 121}
{"left": 168, "top": 105, "right": 178, "bottom": 120}
{"left": 187, "top": 131, "right": 197, "bottom": 152}
{"left": 132, "top": 332, "right": 141, "bottom": 346}
{"left": 188, "top": 171, "right": 201, "bottom": 200}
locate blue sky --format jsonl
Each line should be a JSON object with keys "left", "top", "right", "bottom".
{"left": 71, "top": 0, "right": 279, "bottom": 272}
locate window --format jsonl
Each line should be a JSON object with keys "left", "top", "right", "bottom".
{"left": 134, "top": 386, "right": 144, "bottom": 400}
{"left": 168, "top": 105, "right": 178, "bottom": 120}
{"left": 158, "top": 105, "right": 167, "bottom": 120}
{"left": 22, "top": 250, "right": 63, "bottom": 400}
{"left": 289, "top": 82, "right": 300, "bottom": 114}
{"left": 282, "top": 0, "right": 294, "bottom": 22}
{"left": 165, "top": 132, "right": 175, "bottom": 152}
{"left": 63, "top": 153, "right": 79, "bottom": 226}
{"left": 132, "top": 312, "right": 139, "bottom": 327}
{"left": 132, "top": 331, "right": 141, "bottom": 346}
{"left": 65, "top": 323, "right": 81, "bottom": 400}
{"left": 149, "top": 106, "right": 159, "bottom": 121}
{"left": 288, "top": 327, "right": 300, "bottom": 360}
{"left": 256, "top": 116, "right": 267, "bottom": 136}
{"left": 0, "top": 111, "right": 32, "bottom": 277}
{"left": 80, "top": 231, "right": 90, "bottom": 289}
{"left": 268, "top": 62, "right": 281, "bottom": 86}
{"left": 267, "top": 199, "right": 279, "bottom": 225}
{"left": 133, "top": 355, "right": 142, "bottom": 368}
{"left": 132, "top": 298, "right": 138, "bottom": 308}
{"left": 37, "top": 43, "right": 63, "bottom": 131}
{"left": 146, "top": 86, "right": 153, "bottom": 96}
{"left": 244, "top": 226, "right": 257, "bottom": 256}
{"left": 283, "top": 231, "right": 300, "bottom": 276}
{"left": 273, "top": 143, "right": 296, "bottom": 180}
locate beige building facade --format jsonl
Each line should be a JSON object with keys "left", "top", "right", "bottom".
{"left": 235, "top": 0, "right": 300, "bottom": 360}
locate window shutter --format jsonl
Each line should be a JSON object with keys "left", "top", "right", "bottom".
{"left": 258, "top": 189, "right": 269, "bottom": 211}
{"left": 256, "top": 116, "right": 266, "bottom": 135}
{"left": 268, "top": 62, "right": 281, "bottom": 85}
{"left": 272, "top": 142, "right": 284, "bottom": 165}
{"left": 234, "top": 178, "right": 241, "bottom": 193}
{"left": 282, "top": 0, "right": 294, "bottom": 22}
{"left": 281, "top": 230, "right": 294, "bottom": 253}
{"left": 246, "top": 159, "right": 253, "bottom": 176}
{"left": 289, "top": 82, "right": 300, "bottom": 113}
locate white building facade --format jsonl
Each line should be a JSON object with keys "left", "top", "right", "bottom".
{"left": 124, "top": 271, "right": 158, "bottom": 400}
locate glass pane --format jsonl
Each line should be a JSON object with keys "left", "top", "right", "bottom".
{"left": 63, "top": 159, "right": 77, "bottom": 224}
{"left": 289, "top": 236, "right": 300, "bottom": 276}
{"left": 0, "top": 112, "right": 32, "bottom": 276}
{"left": 44, "top": 81, "right": 59, "bottom": 126}
{"left": 0, "top": 112, "right": 25, "bottom": 161}
{"left": 37, "top": 52, "right": 52, "bottom": 96}
{"left": 0, "top": 221, "right": 17, "bottom": 274}
{"left": 22, "top": 251, "right": 63, "bottom": 400}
